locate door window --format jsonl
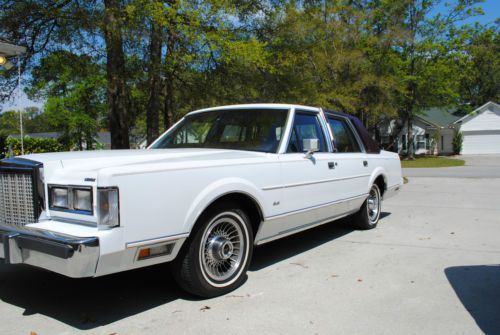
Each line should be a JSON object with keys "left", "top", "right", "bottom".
{"left": 327, "top": 117, "right": 361, "bottom": 153}
{"left": 287, "top": 113, "right": 327, "bottom": 153}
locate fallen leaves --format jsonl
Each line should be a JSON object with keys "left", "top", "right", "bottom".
{"left": 200, "top": 306, "right": 211, "bottom": 312}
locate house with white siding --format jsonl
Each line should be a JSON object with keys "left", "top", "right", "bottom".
{"left": 454, "top": 101, "right": 500, "bottom": 154}
{"left": 380, "top": 107, "right": 465, "bottom": 155}
{"left": 380, "top": 101, "right": 500, "bottom": 155}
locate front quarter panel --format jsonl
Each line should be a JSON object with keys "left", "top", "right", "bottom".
{"left": 97, "top": 157, "right": 280, "bottom": 246}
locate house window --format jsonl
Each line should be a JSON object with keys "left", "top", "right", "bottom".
{"left": 416, "top": 135, "right": 426, "bottom": 150}
{"left": 425, "top": 134, "right": 430, "bottom": 150}
{"left": 441, "top": 136, "right": 444, "bottom": 151}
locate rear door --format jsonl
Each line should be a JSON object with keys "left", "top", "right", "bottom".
{"left": 325, "top": 114, "right": 371, "bottom": 200}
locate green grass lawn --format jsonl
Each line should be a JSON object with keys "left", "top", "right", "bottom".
{"left": 401, "top": 156, "right": 465, "bottom": 168}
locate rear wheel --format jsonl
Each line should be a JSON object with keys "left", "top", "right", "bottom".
{"left": 173, "top": 203, "right": 253, "bottom": 298}
{"left": 352, "top": 183, "right": 381, "bottom": 230}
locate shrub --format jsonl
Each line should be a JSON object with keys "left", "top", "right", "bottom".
{"left": 2, "top": 136, "right": 67, "bottom": 157}
{"left": 452, "top": 130, "right": 463, "bottom": 155}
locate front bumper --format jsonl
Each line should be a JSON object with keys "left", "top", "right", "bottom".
{"left": 0, "top": 224, "right": 99, "bottom": 278}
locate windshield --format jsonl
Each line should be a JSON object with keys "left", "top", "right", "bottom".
{"left": 151, "top": 108, "right": 289, "bottom": 153}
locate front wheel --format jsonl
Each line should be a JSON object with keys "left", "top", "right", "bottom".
{"left": 173, "top": 203, "right": 253, "bottom": 298}
{"left": 352, "top": 183, "right": 382, "bottom": 230}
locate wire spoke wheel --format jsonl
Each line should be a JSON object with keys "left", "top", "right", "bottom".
{"left": 199, "top": 212, "right": 247, "bottom": 284}
{"left": 367, "top": 185, "right": 381, "bottom": 223}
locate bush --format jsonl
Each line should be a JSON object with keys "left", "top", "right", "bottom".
{"left": 2, "top": 137, "right": 67, "bottom": 157}
{"left": 452, "top": 130, "right": 463, "bottom": 155}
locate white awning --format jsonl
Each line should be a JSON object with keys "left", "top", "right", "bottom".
{"left": 0, "top": 40, "right": 26, "bottom": 57}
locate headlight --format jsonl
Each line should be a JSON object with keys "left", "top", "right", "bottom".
{"left": 49, "top": 185, "right": 93, "bottom": 215}
{"left": 73, "top": 188, "right": 93, "bottom": 212}
{"left": 50, "top": 187, "right": 69, "bottom": 209}
{"left": 97, "top": 187, "right": 120, "bottom": 229}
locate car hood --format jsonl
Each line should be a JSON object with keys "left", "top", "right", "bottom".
{"left": 20, "top": 149, "right": 269, "bottom": 172}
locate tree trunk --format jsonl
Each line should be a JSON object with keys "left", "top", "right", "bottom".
{"left": 163, "top": 32, "right": 175, "bottom": 130}
{"left": 103, "top": 0, "right": 130, "bottom": 149}
{"left": 146, "top": 21, "right": 162, "bottom": 145}
{"left": 406, "top": 109, "right": 414, "bottom": 159}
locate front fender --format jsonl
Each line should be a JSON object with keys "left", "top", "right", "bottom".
{"left": 182, "top": 178, "right": 267, "bottom": 233}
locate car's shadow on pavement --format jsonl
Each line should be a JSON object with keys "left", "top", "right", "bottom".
{"left": 0, "top": 212, "right": 391, "bottom": 330}
{"left": 0, "top": 261, "right": 189, "bottom": 330}
{"left": 250, "top": 217, "right": 355, "bottom": 271}
{"left": 445, "top": 264, "right": 500, "bottom": 335}
{"left": 251, "top": 212, "right": 390, "bottom": 271}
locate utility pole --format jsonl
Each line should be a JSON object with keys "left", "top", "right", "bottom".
{"left": 18, "top": 56, "right": 24, "bottom": 155}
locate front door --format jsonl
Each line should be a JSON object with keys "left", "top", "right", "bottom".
{"left": 258, "top": 110, "right": 342, "bottom": 240}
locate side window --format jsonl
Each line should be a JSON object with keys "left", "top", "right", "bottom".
{"left": 287, "top": 112, "right": 327, "bottom": 153}
{"left": 174, "top": 124, "right": 209, "bottom": 144}
{"left": 327, "top": 117, "right": 361, "bottom": 153}
{"left": 220, "top": 125, "right": 245, "bottom": 143}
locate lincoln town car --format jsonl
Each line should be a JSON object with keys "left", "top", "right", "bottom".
{"left": 0, "top": 104, "right": 402, "bottom": 297}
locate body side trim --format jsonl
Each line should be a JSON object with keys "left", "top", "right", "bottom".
{"left": 262, "top": 174, "right": 370, "bottom": 191}
{"left": 255, "top": 211, "right": 356, "bottom": 245}
{"left": 264, "top": 193, "right": 367, "bottom": 220}
{"left": 127, "top": 232, "right": 189, "bottom": 248}
{"left": 254, "top": 194, "right": 367, "bottom": 244}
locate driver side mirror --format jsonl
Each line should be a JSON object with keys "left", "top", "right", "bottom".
{"left": 303, "top": 138, "right": 319, "bottom": 158}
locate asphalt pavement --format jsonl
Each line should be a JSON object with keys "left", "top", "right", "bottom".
{"left": 0, "top": 157, "right": 499, "bottom": 335}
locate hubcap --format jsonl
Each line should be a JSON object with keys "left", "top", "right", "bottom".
{"left": 207, "top": 236, "right": 235, "bottom": 261}
{"left": 367, "top": 186, "right": 380, "bottom": 222}
{"left": 200, "top": 214, "right": 245, "bottom": 282}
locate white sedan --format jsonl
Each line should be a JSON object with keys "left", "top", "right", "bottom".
{"left": 0, "top": 104, "right": 402, "bottom": 297}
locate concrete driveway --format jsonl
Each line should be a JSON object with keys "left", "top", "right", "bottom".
{"left": 1, "top": 163, "right": 499, "bottom": 334}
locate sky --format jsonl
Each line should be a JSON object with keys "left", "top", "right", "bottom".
{"left": 434, "top": 0, "right": 499, "bottom": 26}
{"left": 1, "top": 0, "right": 498, "bottom": 114}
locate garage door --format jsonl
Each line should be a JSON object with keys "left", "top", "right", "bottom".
{"left": 462, "top": 130, "right": 500, "bottom": 154}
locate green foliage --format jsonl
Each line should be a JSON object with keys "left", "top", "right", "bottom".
{"left": 2, "top": 137, "right": 66, "bottom": 157}
{"left": 455, "top": 23, "right": 500, "bottom": 108}
{"left": 401, "top": 156, "right": 465, "bottom": 168}
{"left": 1, "top": 0, "right": 497, "bottom": 150}
{"left": 0, "top": 108, "right": 53, "bottom": 137}
{"left": 452, "top": 130, "right": 464, "bottom": 155}
{"left": 27, "top": 51, "right": 106, "bottom": 150}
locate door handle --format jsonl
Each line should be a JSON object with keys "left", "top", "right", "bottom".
{"left": 363, "top": 160, "right": 368, "bottom": 167}
{"left": 328, "top": 162, "right": 337, "bottom": 169}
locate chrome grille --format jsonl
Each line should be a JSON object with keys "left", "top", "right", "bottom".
{"left": 0, "top": 171, "right": 37, "bottom": 226}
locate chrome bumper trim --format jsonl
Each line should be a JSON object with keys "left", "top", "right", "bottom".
{"left": 0, "top": 224, "right": 99, "bottom": 278}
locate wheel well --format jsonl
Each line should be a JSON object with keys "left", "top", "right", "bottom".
{"left": 374, "top": 175, "right": 386, "bottom": 197}
{"left": 202, "top": 193, "right": 264, "bottom": 239}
